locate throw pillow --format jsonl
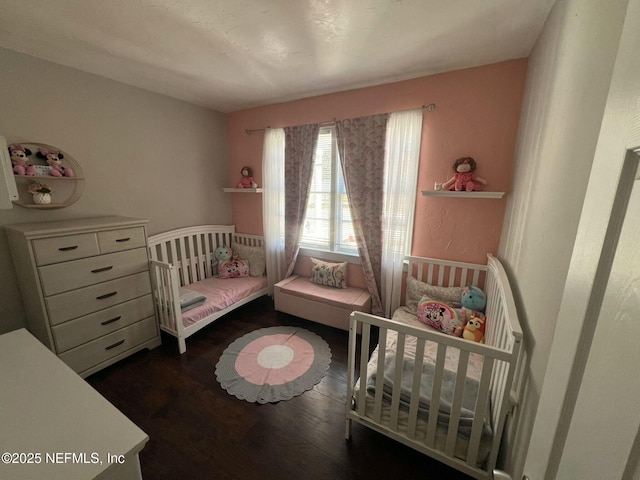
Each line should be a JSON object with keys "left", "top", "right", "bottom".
{"left": 219, "top": 258, "right": 250, "bottom": 279}
{"left": 417, "top": 295, "right": 465, "bottom": 337}
{"left": 310, "top": 257, "right": 347, "bottom": 289}
{"left": 404, "top": 275, "right": 465, "bottom": 314}
{"left": 232, "top": 241, "right": 266, "bottom": 277}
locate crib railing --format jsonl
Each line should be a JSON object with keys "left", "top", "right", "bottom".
{"left": 148, "top": 225, "right": 236, "bottom": 287}
{"left": 346, "top": 254, "right": 523, "bottom": 480}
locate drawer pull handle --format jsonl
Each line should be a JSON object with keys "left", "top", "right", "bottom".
{"left": 58, "top": 245, "right": 78, "bottom": 251}
{"left": 96, "top": 291, "right": 117, "bottom": 300}
{"left": 115, "top": 237, "right": 131, "bottom": 243}
{"left": 105, "top": 339, "right": 125, "bottom": 350}
{"left": 91, "top": 266, "right": 113, "bottom": 274}
{"left": 101, "top": 316, "right": 122, "bottom": 326}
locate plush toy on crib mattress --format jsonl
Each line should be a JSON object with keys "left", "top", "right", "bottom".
{"left": 214, "top": 245, "right": 249, "bottom": 278}
{"left": 462, "top": 312, "right": 486, "bottom": 343}
{"left": 441, "top": 157, "right": 487, "bottom": 192}
{"left": 9, "top": 144, "right": 36, "bottom": 176}
{"left": 236, "top": 166, "right": 258, "bottom": 189}
{"left": 460, "top": 284, "right": 487, "bottom": 342}
{"left": 461, "top": 284, "right": 486, "bottom": 313}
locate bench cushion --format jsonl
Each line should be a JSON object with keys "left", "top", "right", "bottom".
{"left": 277, "top": 275, "right": 370, "bottom": 309}
{"left": 274, "top": 275, "right": 371, "bottom": 331}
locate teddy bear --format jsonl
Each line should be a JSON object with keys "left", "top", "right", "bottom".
{"left": 441, "top": 157, "right": 487, "bottom": 192}
{"left": 236, "top": 166, "right": 258, "bottom": 188}
{"left": 36, "top": 147, "right": 74, "bottom": 177}
{"left": 9, "top": 144, "right": 36, "bottom": 176}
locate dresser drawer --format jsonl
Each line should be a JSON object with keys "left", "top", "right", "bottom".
{"left": 46, "top": 272, "right": 152, "bottom": 325}
{"left": 32, "top": 233, "right": 99, "bottom": 266}
{"left": 58, "top": 316, "right": 157, "bottom": 374}
{"left": 39, "top": 247, "right": 150, "bottom": 296}
{"left": 98, "top": 227, "right": 146, "bottom": 254}
{"left": 52, "top": 295, "right": 155, "bottom": 353}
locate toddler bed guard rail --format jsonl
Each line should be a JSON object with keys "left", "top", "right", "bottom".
{"left": 147, "top": 225, "right": 267, "bottom": 353}
{"left": 345, "top": 254, "right": 523, "bottom": 480}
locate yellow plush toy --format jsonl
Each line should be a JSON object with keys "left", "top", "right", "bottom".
{"left": 462, "top": 312, "right": 486, "bottom": 343}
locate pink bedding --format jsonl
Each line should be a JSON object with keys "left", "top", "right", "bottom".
{"left": 181, "top": 276, "right": 267, "bottom": 327}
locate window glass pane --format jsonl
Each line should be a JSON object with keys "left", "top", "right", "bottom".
{"left": 300, "top": 126, "right": 356, "bottom": 254}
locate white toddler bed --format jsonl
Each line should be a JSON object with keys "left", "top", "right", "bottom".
{"left": 147, "top": 225, "right": 267, "bottom": 354}
{"left": 346, "top": 255, "right": 523, "bottom": 480}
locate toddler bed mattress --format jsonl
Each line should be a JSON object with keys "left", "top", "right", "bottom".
{"left": 353, "top": 307, "right": 492, "bottom": 465}
{"left": 180, "top": 275, "right": 267, "bottom": 327}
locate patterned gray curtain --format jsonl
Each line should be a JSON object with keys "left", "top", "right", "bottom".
{"left": 284, "top": 124, "right": 320, "bottom": 277}
{"left": 335, "top": 114, "right": 389, "bottom": 316}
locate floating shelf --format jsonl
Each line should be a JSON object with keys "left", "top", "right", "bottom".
{"left": 10, "top": 142, "right": 85, "bottom": 209}
{"left": 223, "top": 188, "right": 263, "bottom": 193}
{"left": 422, "top": 191, "right": 505, "bottom": 199}
{"left": 13, "top": 202, "right": 68, "bottom": 209}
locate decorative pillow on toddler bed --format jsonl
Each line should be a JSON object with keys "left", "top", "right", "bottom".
{"left": 310, "top": 257, "right": 347, "bottom": 289}
{"left": 403, "top": 275, "right": 465, "bottom": 315}
{"left": 232, "top": 241, "right": 265, "bottom": 277}
{"left": 417, "top": 295, "right": 466, "bottom": 336}
{"left": 218, "top": 258, "right": 250, "bottom": 279}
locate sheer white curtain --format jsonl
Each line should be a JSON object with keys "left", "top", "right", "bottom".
{"left": 381, "top": 109, "right": 423, "bottom": 317}
{"left": 261, "top": 128, "right": 286, "bottom": 294}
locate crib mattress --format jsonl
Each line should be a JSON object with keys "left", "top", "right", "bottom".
{"left": 352, "top": 308, "right": 492, "bottom": 465}
{"left": 180, "top": 276, "right": 267, "bottom": 327}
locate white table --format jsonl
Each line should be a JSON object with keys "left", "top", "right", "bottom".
{"left": 0, "top": 329, "right": 148, "bottom": 479}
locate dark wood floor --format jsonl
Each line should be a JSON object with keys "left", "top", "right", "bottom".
{"left": 88, "top": 296, "right": 472, "bottom": 480}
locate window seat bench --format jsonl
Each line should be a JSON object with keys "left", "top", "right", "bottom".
{"left": 274, "top": 275, "right": 371, "bottom": 331}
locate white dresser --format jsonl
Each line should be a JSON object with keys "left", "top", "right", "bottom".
{"left": 5, "top": 216, "right": 161, "bottom": 377}
{"left": 0, "top": 329, "right": 148, "bottom": 480}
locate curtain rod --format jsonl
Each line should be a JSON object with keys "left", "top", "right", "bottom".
{"left": 244, "top": 103, "right": 436, "bottom": 135}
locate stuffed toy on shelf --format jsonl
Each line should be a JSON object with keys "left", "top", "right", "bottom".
{"left": 235, "top": 166, "right": 257, "bottom": 188}
{"left": 36, "top": 147, "right": 74, "bottom": 177}
{"left": 9, "top": 144, "right": 36, "bottom": 176}
{"left": 441, "top": 156, "right": 487, "bottom": 192}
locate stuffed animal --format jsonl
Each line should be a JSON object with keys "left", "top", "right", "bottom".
{"left": 214, "top": 245, "right": 233, "bottom": 271}
{"left": 9, "top": 144, "right": 36, "bottom": 176}
{"left": 236, "top": 166, "right": 257, "bottom": 188}
{"left": 461, "top": 284, "right": 486, "bottom": 313}
{"left": 441, "top": 157, "right": 487, "bottom": 192}
{"left": 36, "top": 147, "right": 74, "bottom": 177}
{"left": 214, "top": 245, "right": 249, "bottom": 278}
{"left": 462, "top": 313, "right": 486, "bottom": 343}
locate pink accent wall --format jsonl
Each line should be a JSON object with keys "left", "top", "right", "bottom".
{"left": 226, "top": 59, "right": 527, "bottom": 264}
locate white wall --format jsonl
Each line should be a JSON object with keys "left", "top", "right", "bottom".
{"left": 497, "top": 0, "right": 628, "bottom": 476}
{"left": 0, "top": 47, "right": 231, "bottom": 334}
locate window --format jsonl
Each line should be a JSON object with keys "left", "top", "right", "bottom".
{"left": 300, "top": 126, "right": 357, "bottom": 254}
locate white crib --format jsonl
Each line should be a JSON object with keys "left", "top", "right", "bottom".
{"left": 345, "top": 254, "right": 523, "bottom": 479}
{"left": 147, "top": 225, "right": 267, "bottom": 354}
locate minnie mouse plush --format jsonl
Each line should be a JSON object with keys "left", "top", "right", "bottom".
{"left": 9, "top": 144, "right": 36, "bottom": 176}
{"left": 37, "top": 147, "right": 74, "bottom": 177}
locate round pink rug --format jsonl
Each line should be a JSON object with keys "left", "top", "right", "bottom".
{"left": 215, "top": 326, "right": 331, "bottom": 404}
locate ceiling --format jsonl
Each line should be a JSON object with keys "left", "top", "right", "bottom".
{"left": 0, "top": 0, "right": 555, "bottom": 113}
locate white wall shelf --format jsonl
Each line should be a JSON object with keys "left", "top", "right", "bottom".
{"left": 422, "top": 190, "right": 505, "bottom": 199}
{"left": 223, "top": 188, "right": 263, "bottom": 193}
{"left": 9, "top": 142, "right": 85, "bottom": 209}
